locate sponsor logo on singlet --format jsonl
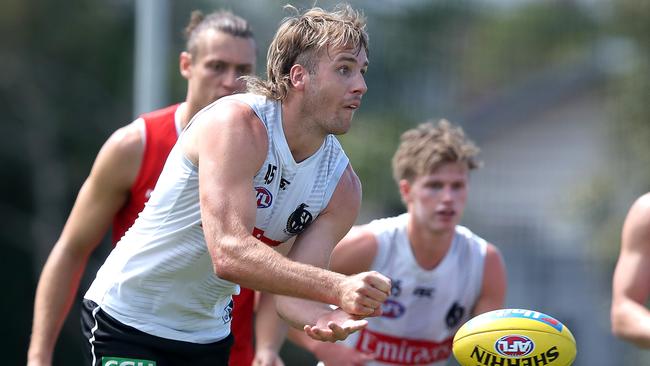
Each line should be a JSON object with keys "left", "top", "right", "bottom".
{"left": 495, "top": 335, "right": 535, "bottom": 357}
{"left": 413, "top": 286, "right": 434, "bottom": 298}
{"left": 255, "top": 187, "right": 273, "bottom": 208}
{"left": 102, "top": 357, "right": 156, "bottom": 366}
{"left": 381, "top": 299, "right": 406, "bottom": 318}
{"left": 355, "top": 328, "right": 452, "bottom": 365}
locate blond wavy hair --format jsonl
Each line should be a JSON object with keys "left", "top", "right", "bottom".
{"left": 245, "top": 4, "right": 368, "bottom": 101}
{"left": 392, "top": 119, "right": 481, "bottom": 184}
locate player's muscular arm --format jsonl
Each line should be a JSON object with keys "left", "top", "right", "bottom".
{"left": 472, "top": 243, "right": 507, "bottom": 316}
{"left": 27, "top": 123, "right": 144, "bottom": 366}
{"left": 329, "top": 226, "right": 378, "bottom": 275}
{"left": 196, "top": 102, "right": 389, "bottom": 324}
{"left": 274, "top": 171, "right": 390, "bottom": 341}
{"left": 253, "top": 292, "right": 288, "bottom": 366}
{"left": 285, "top": 227, "right": 383, "bottom": 350}
{"left": 611, "top": 195, "right": 650, "bottom": 348}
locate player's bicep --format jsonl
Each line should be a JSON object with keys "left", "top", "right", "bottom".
{"left": 613, "top": 247, "right": 650, "bottom": 303}
{"left": 615, "top": 199, "right": 650, "bottom": 302}
{"left": 195, "top": 103, "right": 268, "bottom": 247}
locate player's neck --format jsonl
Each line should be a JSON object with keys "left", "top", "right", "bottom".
{"left": 178, "top": 102, "right": 194, "bottom": 130}
{"left": 407, "top": 221, "right": 454, "bottom": 270}
{"left": 281, "top": 97, "right": 327, "bottom": 163}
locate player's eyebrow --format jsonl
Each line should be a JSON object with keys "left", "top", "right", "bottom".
{"left": 336, "top": 54, "right": 369, "bottom": 67}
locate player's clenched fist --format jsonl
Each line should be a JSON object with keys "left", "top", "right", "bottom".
{"left": 337, "top": 271, "right": 391, "bottom": 316}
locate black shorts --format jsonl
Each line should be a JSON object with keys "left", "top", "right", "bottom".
{"left": 81, "top": 299, "right": 233, "bottom": 366}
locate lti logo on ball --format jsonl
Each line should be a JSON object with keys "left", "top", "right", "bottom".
{"left": 495, "top": 335, "right": 535, "bottom": 357}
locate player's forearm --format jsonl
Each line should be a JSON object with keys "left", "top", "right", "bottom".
{"left": 253, "top": 294, "right": 290, "bottom": 366}
{"left": 611, "top": 299, "right": 650, "bottom": 348}
{"left": 255, "top": 293, "right": 289, "bottom": 353}
{"left": 28, "top": 246, "right": 89, "bottom": 363}
{"left": 274, "top": 296, "right": 335, "bottom": 329}
{"left": 212, "top": 238, "right": 344, "bottom": 307}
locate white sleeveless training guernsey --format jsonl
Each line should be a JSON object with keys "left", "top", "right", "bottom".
{"left": 340, "top": 213, "right": 486, "bottom": 366}
{"left": 85, "top": 93, "right": 349, "bottom": 344}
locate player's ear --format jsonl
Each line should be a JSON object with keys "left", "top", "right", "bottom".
{"left": 289, "top": 64, "right": 308, "bottom": 91}
{"left": 180, "top": 51, "right": 192, "bottom": 80}
{"left": 398, "top": 179, "right": 411, "bottom": 203}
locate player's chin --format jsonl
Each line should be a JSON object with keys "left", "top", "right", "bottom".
{"left": 430, "top": 222, "right": 456, "bottom": 234}
{"left": 434, "top": 215, "right": 459, "bottom": 228}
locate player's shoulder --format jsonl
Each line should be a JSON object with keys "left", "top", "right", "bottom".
{"left": 345, "top": 225, "right": 378, "bottom": 247}
{"left": 87, "top": 118, "right": 144, "bottom": 189}
{"left": 187, "top": 97, "right": 268, "bottom": 166}
{"left": 483, "top": 242, "right": 504, "bottom": 265}
{"left": 214, "top": 94, "right": 262, "bottom": 115}
{"left": 103, "top": 118, "right": 146, "bottom": 160}
{"left": 366, "top": 213, "right": 408, "bottom": 231}
{"left": 454, "top": 225, "right": 487, "bottom": 245}
{"left": 623, "top": 193, "right": 650, "bottom": 251}
{"left": 334, "top": 164, "right": 362, "bottom": 202}
{"left": 198, "top": 97, "right": 264, "bottom": 135}
{"left": 630, "top": 193, "right": 650, "bottom": 215}
{"left": 625, "top": 193, "right": 650, "bottom": 232}
{"left": 454, "top": 225, "right": 501, "bottom": 259}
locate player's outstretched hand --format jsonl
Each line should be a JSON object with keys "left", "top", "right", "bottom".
{"left": 304, "top": 308, "right": 368, "bottom": 342}
{"left": 338, "top": 271, "right": 391, "bottom": 316}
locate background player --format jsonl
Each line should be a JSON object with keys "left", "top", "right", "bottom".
{"left": 27, "top": 10, "right": 258, "bottom": 366}
{"left": 284, "top": 119, "right": 507, "bottom": 365}
{"left": 611, "top": 192, "right": 650, "bottom": 348}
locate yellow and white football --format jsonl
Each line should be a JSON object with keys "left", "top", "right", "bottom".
{"left": 453, "top": 308, "right": 576, "bottom": 366}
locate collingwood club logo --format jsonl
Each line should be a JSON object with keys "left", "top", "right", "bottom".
{"left": 285, "top": 203, "right": 313, "bottom": 234}
{"left": 445, "top": 302, "right": 465, "bottom": 328}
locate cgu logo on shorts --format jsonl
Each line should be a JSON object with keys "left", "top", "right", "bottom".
{"left": 495, "top": 335, "right": 535, "bottom": 357}
{"left": 102, "top": 357, "right": 156, "bottom": 366}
